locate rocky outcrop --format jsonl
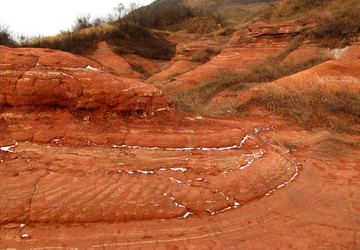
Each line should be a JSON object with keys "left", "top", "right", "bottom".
{"left": 0, "top": 46, "right": 172, "bottom": 112}
{"left": 147, "top": 35, "right": 227, "bottom": 83}
{"left": 246, "top": 21, "right": 304, "bottom": 37}
{"left": 0, "top": 45, "right": 302, "bottom": 227}
{"left": 0, "top": 105, "right": 298, "bottom": 224}
{"left": 91, "top": 41, "right": 145, "bottom": 79}
{"left": 149, "top": 21, "right": 303, "bottom": 96}
{"left": 1, "top": 115, "right": 359, "bottom": 248}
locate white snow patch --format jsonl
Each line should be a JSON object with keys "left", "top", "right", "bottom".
{"left": 238, "top": 150, "right": 264, "bottom": 170}
{"left": 137, "top": 170, "right": 154, "bottom": 175}
{"left": 239, "top": 135, "right": 253, "bottom": 147}
{"left": 61, "top": 72, "right": 74, "bottom": 79}
{"left": 219, "top": 206, "right": 232, "bottom": 213}
{"left": 21, "top": 234, "right": 29, "bottom": 238}
{"left": 178, "top": 211, "right": 194, "bottom": 219}
{"left": 265, "top": 163, "right": 299, "bottom": 196}
{"left": 85, "top": 65, "right": 99, "bottom": 71}
{"left": 194, "top": 178, "right": 210, "bottom": 184}
{"left": 0, "top": 141, "right": 18, "bottom": 153}
{"left": 205, "top": 209, "right": 215, "bottom": 215}
{"left": 170, "top": 167, "right": 187, "bottom": 172}
{"left": 20, "top": 224, "right": 25, "bottom": 228}
{"left": 164, "top": 193, "right": 186, "bottom": 208}
{"left": 169, "top": 177, "right": 185, "bottom": 184}
{"left": 331, "top": 47, "right": 348, "bottom": 59}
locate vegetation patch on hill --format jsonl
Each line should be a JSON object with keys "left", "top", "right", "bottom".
{"left": 0, "top": 25, "right": 16, "bottom": 47}
{"left": 256, "top": 0, "right": 360, "bottom": 47}
{"left": 171, "top": 48, "right": 331, "bottom": 114}
{"left": 21, "top": 23, "right": 176, "bottom": 60}
{"left": 239, "top": 89, "right": 360, "bottom": 133}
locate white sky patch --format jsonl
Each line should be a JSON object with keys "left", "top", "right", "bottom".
{"left": 0, "top": 0, "right": 155, "bottom": 37}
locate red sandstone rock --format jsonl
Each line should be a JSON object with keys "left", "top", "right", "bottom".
{"left": 247, "top": 20, "right": 304, "bottom": 37}
{"left": 0, "top": 45, "right": 172, "bottom": 112}
{"left": 152, "top": 23, "right": 298, "bottom": 96}
{"left": 91, "top": 41, "right": 144, "bottom": 79}
{"left": 261, "top": 59, "right": 360, "bottom": 92}
{"left": 147, "top": 34, "right": 228, "bottom": 83}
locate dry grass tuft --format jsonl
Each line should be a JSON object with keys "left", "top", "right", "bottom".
{"left": 241, "top": 89, "right": 360, "bottom": 132}
{"left": 310, "top": 7, "right": 360, "bottom": 48}
{"left": 255, "top": 0, "right": 360, "bottom": 48}
{"left": 191, "top": 46, "right": 223, "bottom": 63}
{"left": 171, "top": 53, "right": 331, "bottom": 114}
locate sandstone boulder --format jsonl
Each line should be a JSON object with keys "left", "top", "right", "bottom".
{"left": 0, "top": 46, "right": 172, "bottom": 112}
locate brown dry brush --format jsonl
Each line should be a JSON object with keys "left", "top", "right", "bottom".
{"left": 240, "top": 89, "right": 360, "bottom": 132}
{"left": 172, "top": 55, "right": 331, "bottom": 114}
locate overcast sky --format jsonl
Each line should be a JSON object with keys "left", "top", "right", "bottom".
{"left": 0, "top": 0, "right": 155, "bottom": 38}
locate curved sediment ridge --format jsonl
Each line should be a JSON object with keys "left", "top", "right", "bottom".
{"left": 0, "top": 112, "right": 298, "bottom": 223}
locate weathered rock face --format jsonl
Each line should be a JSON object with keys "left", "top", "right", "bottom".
{"left": 1, "top": 23, "right": 360, "bottom": 249}
{"left": 0, "top": 44, "right": 303, "bottom": 228}
{"left": 246, "top": 20, "right": 305, "bottom": 37}
{"left": 0, "top": 106, "right": 298, "bottom": 224}
{"left": 149, "top": 21, "right": 303, "bottom": 96}
{"left": 147, "top": 35, "right": 228, "bottom": 83}
{"left": 0, "top": 46, "right": 172, "bottom": 112}
{"left": 91, "top": 41, "right": 145, "bottom": 79}
{"left": 1, "top": 111, "right": 359, "bottom": 248}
